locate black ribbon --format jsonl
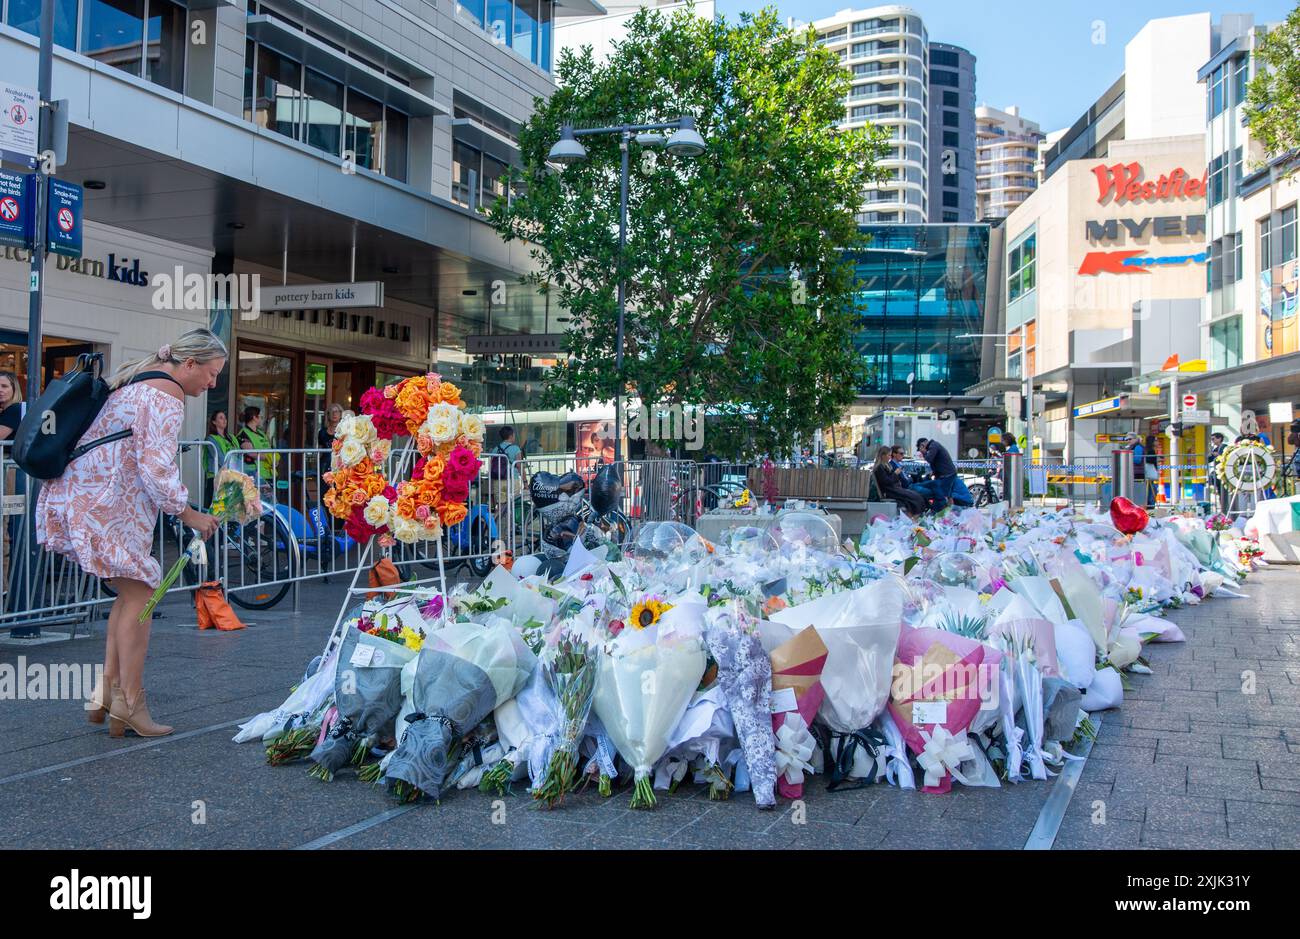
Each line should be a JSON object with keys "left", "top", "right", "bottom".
{"left": 812, "top": 724, "right": 887, "bottom": 792}
{"left": 404, "top": 711, "right": 456, "bottom": 736}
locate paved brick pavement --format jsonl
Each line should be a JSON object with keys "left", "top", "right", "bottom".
{"left": 1, "top": 566, "right": 1295, "bottom": 850}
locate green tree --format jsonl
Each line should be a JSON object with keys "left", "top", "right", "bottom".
{"left": 1246, "top": 3, "right": 1300, "bottom": 174}
{"left": 490, "top": 5, "right": 887, "bottom": 458}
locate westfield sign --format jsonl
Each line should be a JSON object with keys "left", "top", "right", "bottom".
{"left": 1092, "top": 162, "right": 1207, "bottom": 204}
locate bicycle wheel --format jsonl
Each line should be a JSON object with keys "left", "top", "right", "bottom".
{"left": 224, "top": 514, "right": 294, "bottom": 610}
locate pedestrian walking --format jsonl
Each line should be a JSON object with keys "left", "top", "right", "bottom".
{"left": 36, "top": 328, "right": 225, "bottom": 738}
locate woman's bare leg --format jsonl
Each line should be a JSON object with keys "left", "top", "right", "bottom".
{"left": 111, "top": 578, "right": 154, "bottom": 694}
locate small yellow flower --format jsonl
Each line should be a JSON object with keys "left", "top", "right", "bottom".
{"left": 629, "top": 597, "right": 673, "bottom": 630}
{"left": 399, "top": 626, "right": 425, "bottom": 651}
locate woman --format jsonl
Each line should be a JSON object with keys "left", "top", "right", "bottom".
{"left": 871, "top": 445, "right": 925, "bottom": 517}
{"left": 318, "top": 403, "right": 343, "bottom": 449}
{"left": 203, "top": 410, "right": 237, "bottom": 505}
{"left": 0, "top": 369, "right": 25, "bottom": 441}
{"left": 237, "top": 405, "right": 279, "bottom": 484}
{"left": 37, "top": 329, "right": 225, "bottom": 738}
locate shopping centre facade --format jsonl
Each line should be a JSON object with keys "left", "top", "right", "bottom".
{"left": 0, "top": 0, "right": 596, "bottom": 451}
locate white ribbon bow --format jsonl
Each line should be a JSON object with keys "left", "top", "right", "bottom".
{"left": 774, "top": 713, "right": 816, "bottom": 785}
{"left": 916, "top": 726, "right": 975, "bottom": 789}
{"left": 186, "top": 535, "right": 207, "bottom": 568}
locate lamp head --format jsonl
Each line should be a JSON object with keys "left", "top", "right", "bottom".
{"left": 548, "top": 125, "right": 587, "bottom": 165}
{"left": 665, "top": 116, "right": 706, "bottom": 157}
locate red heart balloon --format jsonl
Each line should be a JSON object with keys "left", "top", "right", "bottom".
{"left": 1109, "top": 496, "right": 1149, "bottom": 535}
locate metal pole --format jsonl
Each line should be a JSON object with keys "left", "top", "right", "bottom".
{"left": 1109, "top": 447, "right": 1134, "bottom": 506}
{"left": 1003, "top": 449, "right": 1024, "bottom": 511}
{"left": 614, "top": 129, "right": 629, "bottom": 464}
{"left": 1169, "top": 375, "right": 1180, "bottom": 507}
{"left": 13, "top": 0, "right": 56, "bottom": 638}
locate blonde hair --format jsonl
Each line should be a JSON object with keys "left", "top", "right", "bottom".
{"left": 0, "top": 371, "right": 22, "bottom": 405}
{"left": 872, "top": 445, "right": 892, "bottom": 469}
{"left": 109, "top": 328, "right": 228, "bottom": 390}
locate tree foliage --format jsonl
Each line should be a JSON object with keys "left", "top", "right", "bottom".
{"left": 490, "top": 5, "right": 887, "bottom": 458}
{"left": 1246, "top": 3, "right": 1300, "bottom": 175}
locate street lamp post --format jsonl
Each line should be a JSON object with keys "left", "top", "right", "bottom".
{"left": 547, "top": 117, "right": 706, "bottom": 463}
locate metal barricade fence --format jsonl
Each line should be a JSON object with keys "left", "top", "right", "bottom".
{"left": 505, "top": 457, "right": 696, "bottom": 557}
{"left": 1, "top": 439, "right": 222, "bottom": 634}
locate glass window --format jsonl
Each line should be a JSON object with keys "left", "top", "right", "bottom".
{"left": 244, "top": 39, "right": 256, "bottom": 121}
{"left": 146, "top": 0, "right": 187, "bottom": 92}
{"left": 250, "top": 45, "right": 303, "bottom": 140}
{"left": 304, "top": 69, "right": 344, "bottom": 156}
{"left": 1234, "top": 56, "right": 1248, "bottom": 107}
{"left": 942, "top": 109, "right": 959, "bottom": 127}
{"left": 539, "top": 0, "right": 552, "bottom": 71}
{"left": 384, "top": 108, "right": 408, "bottom": 183}
{"left": 480, "top": 153, "right": 508, "bottom": 211}
{"left": 345, "top": 89, "right": 384, "bottom": 171}
{"left": 512, "top": 0, "right": 537, "bottom": 61}
{"left": 81, "top": 0, "right": 146, "bottom": 78}
{"left": 1281, "top": 204, "right": 1297, "bottom": 263}
{"left": 458, "top": 0, "right": 485, "bottom": 28}
{"left": 486, "top": 0, "right": 512, "bottom": 45}
{"left": 7, "top": 0, "right": 78, "bottom": 48}
{"left": 1260, "top": 216, "right": 1273, "bottom": 270}
{"left": 1007, "top": 232, "right": 1034, "bottom": 303}
{"left": 932, "top": 69, "right": 959, "bottom": 88}
{"left": 943, "top": 90, "right": 958, "bottom": 107}
{"left": 453, "top": 139, "right": 480, "bottom": 207}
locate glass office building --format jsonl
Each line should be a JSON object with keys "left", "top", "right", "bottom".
{"left": 849, "top": 224, "right": 989, "bottom": 398}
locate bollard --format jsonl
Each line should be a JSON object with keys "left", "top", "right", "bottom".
{"left": 1003, "top": 450, "right": 1024, "bottom": 510}
{"left": 1109, "top": 448, "right": 1134, "bottom": 506}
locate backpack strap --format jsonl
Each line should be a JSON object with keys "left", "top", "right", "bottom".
{"left": 128, "top": 370, "right": 186, "bottom": 393}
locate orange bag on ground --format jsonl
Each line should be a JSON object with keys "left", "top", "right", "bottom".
{"left": 195, "top": 582, "right": 247, "bottom": 631}
{"left": 367, "top": 558, "right": 401, "bottom": 601}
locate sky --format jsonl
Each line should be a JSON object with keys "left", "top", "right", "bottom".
{"left": 712, "top": 0, "right": 1298, "bottom": 132}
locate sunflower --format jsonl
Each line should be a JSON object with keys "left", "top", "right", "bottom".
{"left": 629, "top": 597, "right": 673, "bottom": 630}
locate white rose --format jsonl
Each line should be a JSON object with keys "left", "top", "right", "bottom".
{"left": 393, "top": 516, "right": 421, "bottom": 544}
{"left": 363, "top": 495, "right": 392, "bottom": 527}
{"left": 420, "top": 518, "right": 443, "bottom": 541}
{"left": 459, "top": 413, "right": 486, "bottom": 441}
{"left": 337, "top": 438, "right": 367, "bottom": 468}
{"left": 352, "top": 415, "right": 378, "bottom": 445}
{"left": 369, "top": 439, "right": 391, "bottom": 464}
{"left": 334, "top": 414, "right": 359, "bottom": 440}
{"left": 424, "top": 403, "right": 460, "bottom": 444}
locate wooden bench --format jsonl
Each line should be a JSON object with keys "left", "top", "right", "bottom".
{"left": 747, "top": 467, "right": 897, "bottom": 534}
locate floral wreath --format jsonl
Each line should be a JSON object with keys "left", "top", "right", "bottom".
{"left": 322, "top": 373, "right": 486, "bottom": 546}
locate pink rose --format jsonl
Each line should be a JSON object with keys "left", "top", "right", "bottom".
{"left": 415, "top": 505, "right": 430, "bottom": 521}
{"left": 447, "top": 445, "right": 481, "bottom": 478}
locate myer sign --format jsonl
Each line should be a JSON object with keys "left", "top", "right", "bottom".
{"left": 259, "top": 281, "right": 384, "bottom": 311}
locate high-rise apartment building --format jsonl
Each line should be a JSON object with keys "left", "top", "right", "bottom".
{"left": 811, "top": 6, "right": 931, "bottom": 223}
{"left": 809, "top": 7, "right": 976, "bottom": 223}
{"left": 975, "top": 105, "right": 1043, "bottom": 220}
{"left": 928, "top": 43, "right": 976, "bottom": 223}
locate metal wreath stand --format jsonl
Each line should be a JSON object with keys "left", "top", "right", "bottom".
{"left": 315, "top": 434, "right": 451, "bottom": 670}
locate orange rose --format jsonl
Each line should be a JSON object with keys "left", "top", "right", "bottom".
{"left": 365, "top": 475, "right": 386, "bottom": 497}
{"left": 438, "top": 502, "right": 468, "bottom": 527}
{"left": 396, "top": 496, "right": 417, "bottom": 519}
{"left": 439, "top": 382, "right": 463, "bottom": 405}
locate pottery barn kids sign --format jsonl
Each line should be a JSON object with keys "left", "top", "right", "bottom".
{"left": 259, "top": 281, "right": 384, "bottom": 311}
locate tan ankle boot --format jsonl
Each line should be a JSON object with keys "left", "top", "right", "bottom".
{"left": 87, "top": 678, "right": 116, "bottom": 725}
{"left": 109, "top": 687, "right": 174, "bottom": 738}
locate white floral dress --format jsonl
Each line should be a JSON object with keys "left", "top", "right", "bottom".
{"left": 37, "top": 383, "right": 188, "bottom": 587}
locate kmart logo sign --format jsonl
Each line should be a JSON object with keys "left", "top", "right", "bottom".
{"left": 1077, "top": 248, "right": 1208, "bottom": 275}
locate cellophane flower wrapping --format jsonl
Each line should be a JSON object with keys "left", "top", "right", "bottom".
{"left": 307, "top": 623, "right": 419, "bottom": 778}
{"left": 653, "top": 685, "right": 737, "bottom": 795}
{"left": 384, "top": 620, "right": 535, "bottom": 800}
{"left": 763, "top": 579, "right": 903, "bottom": 784}
{"left": 888, "top": 625, "right": 992, "bottom": 794}
{"left": 533, "top": 630, "right": 598, "bottom": 806}
{"left": 594, "top": 624, "right": 707, "bottom": 809}
{"left": 703, "top": 602, "right": 777, "bottom": 807}
{"left": 764, "top": 626, "right": 828, "bottom": 800}
{"left": 235, "top": 642, "right": 339, "bottom": 744}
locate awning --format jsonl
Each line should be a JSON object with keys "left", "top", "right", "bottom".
{"left": 1072, "top": 393, "right": 1165, "bottom": 419}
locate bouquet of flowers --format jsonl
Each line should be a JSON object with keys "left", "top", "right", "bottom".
{"left": 306, "top": 618, "right": 420, "bottom": 780}
{"left": 139, "top": 468, "right": 261, "bottom": 623}
{"left": 765, "top": 626, "right": 828, "bottom": 800}
{"left": 594, "top": 597, "right": 708, "bottom": 808}
{"left": 383, "top": 620, "right": 534, "bottom": 802}
{"left": 532, "top": 631, "right": 598, "bottom": 807}
{"left": 703, "top": 602, "right": 777, "bottom": 807}
{"left": 1205, "top": 513, "right": 1233, "bottom": 532}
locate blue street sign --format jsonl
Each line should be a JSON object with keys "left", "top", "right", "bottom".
{"left": 46, "top": 177, "right": 82, "bottom": 258}
{"left": 0, "top": 168, "right": 32, "bottom": 250}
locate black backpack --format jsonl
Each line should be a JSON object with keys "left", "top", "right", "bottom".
{"left": 12, "top": 353, "right": 181, "bottom": 480}
{"left": 488, "top": 441, "right": 513, "bottom": 481}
